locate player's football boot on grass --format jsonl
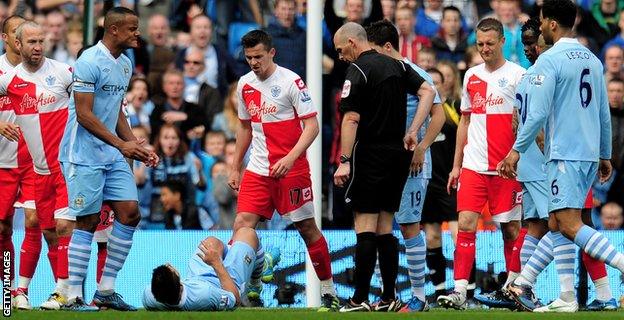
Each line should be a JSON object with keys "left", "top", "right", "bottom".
{"left": 507, "top": 282, "right": 542, "bottom": 311}
{"left": 40, "top": 292, "right": 68, "bottom": 310}
{"left": 533, "top": 298, "right": 578, "bottom": 313}
{"left": 338, "top": 299, "right": 372, "bottom": 312}
{"left": 437, "top": 291, "right": 467, "bottom": 310}
{"left": 474, "top": 289, "right": 516, "bottom": 310}
{"left": 318, "top": 293, "right": 340, "bottom": 312}
{"left": 398, "top": 297, "right": 428, "bottom": 312}
{"left": 246, "top": 283, "right": 263, "bottom": 300}
{"left": 261, "top": 246, "right": 281, "bottom": 283}
{"left": 584, "top": 298, "right": 618, "bottom": 311}
{"left": 373, "top": 297, "right": 403, "bottom": 312}
{"left": 12, "top": 288, "right": 32, "bottom": 310}
{"left": 92, "top": 291, "right": 137, "bottom": 311}
{"left": 64, "top": 297, "right": 99, "bottom": 312}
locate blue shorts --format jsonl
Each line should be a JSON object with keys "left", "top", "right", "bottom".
{"left": 395, "top": 176, "right": 429, "bottom": 224}
{"left": 521, "top": 180, "right": 549, "bottom": 220}
{"left": 546, "top": 160, "right": 597, "bottom": 212}
{"left": 61, "top": 160, "right": 138, "bottom": 217}
{"left": 223, "top": 241, "right": 256, "bottom": 292}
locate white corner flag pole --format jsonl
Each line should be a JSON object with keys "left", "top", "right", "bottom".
{"left": 305, "top": 0, "right": 323, "bottom": 308}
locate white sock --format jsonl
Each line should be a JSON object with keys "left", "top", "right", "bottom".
{"left": 593, "top": 276, "right": 612, "bottom": 301}
{"left": 454, "top": 279, "right": 468, "bottom": 296}
{"left": 18, "top": 276, "right": 31, "bottom": 290}
{"left": 320, "top": 278, "right": 336, "bottom": 296}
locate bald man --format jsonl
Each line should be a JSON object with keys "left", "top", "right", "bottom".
{"left": 333, "top": 22, "right": 435, "bottom": 312}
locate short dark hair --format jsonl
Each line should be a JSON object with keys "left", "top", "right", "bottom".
{"left": 366, "top": 19, "right": 399, "bottom": 51}
{"left": 151, "top": 265, "right": 182, "bottom": 305}
{"left": 476, "top": 17, "right": 504, "bottom": 38}
{"left": 104, "top": 6, "right": 137, "bottom": 30}
{"left": 609, "top": 77, "right": 624, "bottom": 86}
{"left": 521, "top": 16, "right": 541, "bottom": 36}
{"left": 2, "top": 15, "right": 25, "bottom": 34}
{"left": 442, "top": 6, "right": 461, "bottom": 20}
{"left": 541, "top": 0, "right": 576, "bottom": 29}
{"left": 427, "top": 67, "right": 445, "bottom": 83}
{"left": 163, "top": 180, "right": 187, "bottom": 202}
{"left": 241, "top": 30, "right": 273, "bottom": 50}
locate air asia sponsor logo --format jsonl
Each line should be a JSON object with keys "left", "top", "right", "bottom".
{"left": 295, "top": 78, "right": 306, "bottom": 90}
{"left": 247, "top": 100, "right": 277, "bottom": 117}
{"left": 0, "top": 96, "right": 11, "bottom": 110}
{"left": 472, "top": 92, "right": 504, "bottom": 110}
{"left": 101, "top": 84, "right": 128, "bottom": 93}
{"left": 19, "top": 93, "right": 57, "bottom": 113}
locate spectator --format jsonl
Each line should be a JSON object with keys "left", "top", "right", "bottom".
{"left": 324, "top": 0, "right": 383, "bottom": 37}
{"left": 587, "top": 0, "right": 623, "bottom": 48}
{"left": 146, "top": 14, "right": 176, "bottom": 102}
{"left": 43, "top": 10, "right": 68, "bottom": 62}
{"left": 161, "top": 180, "right": 214, "bottom": 230}
{"left": 126, "top": 77, "right": 155, "bottom": 131}
{"left": 444, "top": 0, "right": 478, "bottom": 30}
{"left": 431, "top": 6, "right": 468, "bottom": 67}
{"left": 214, "top": 0, "right": 264, "bottom": 48}
{"left": 416, "top": 0, "right": 443, "bottom": 37}
{"left": 191, "top": 130, "right": 226, "bottom": 195}
{"left": 604, "top": 45, "right": 624, "bottom": 83}
{"left": 65, "top": 29, "right": 82, "bottom": 67}
{"left": 416, "top": 46, "right": 437, "bottom": 71}
{"left": 608, "top": 77, "right": 624, "bottom": 169}
{"left": 132, "top": 125, "right": 154, "bottom": 228}
{"left": 211, "top": 160, "right": 237, "bottom": 229}
{"left": 150, "top": 70, "right": 208, "bottom": 142}
{"left": 601, "top": 10, "right": 624, "bottom": 60}
{"left": 600, "top": 202, "right": 624, "bottom": 230}
{"left": 265, "top": 0, "right": 307, "bottom": 80}
{"left": 212, "top": 82, "right": 240, "bottom": 140}
{"left": 175, "top": 15, "right": 241, "bottom": 99}
{"left": 463, "top": 45, "right": 484, "bottom": 70}
{"left": 183, "top": 47, "right": 209, "bottom": 104}
{"left": 148, "top": 124, "right": 204, "bottom": 223}
{"left": 436, "top": 60, "right": 462, "bottom": 102}
{"left": 381, "top": 0, "right": 397, "bottom": 21}
{"left": 396, "top": 5, "right": 431, "bottom": 64}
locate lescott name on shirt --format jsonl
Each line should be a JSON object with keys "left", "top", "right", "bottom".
{"left": 565, "top": 51, "right": 591, "bottom": 60}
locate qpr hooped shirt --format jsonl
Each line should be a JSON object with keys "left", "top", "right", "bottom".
{"left": 0, "top": 54, "right": 32, "bottom": 169}
{"left": 237, "top": 66, "right": 317, "bottom": 177}
{"left": 460, "top": 61, "right": 525, "bottom": 174}
{"left": 0, "top": 58, "right": 72, "bottom": 174}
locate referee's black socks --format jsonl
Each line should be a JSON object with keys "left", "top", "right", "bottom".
{"left": 377, "top": 233, "right": 399, "bottom": 302}
{"left": 426, "top": 246, "right": 446, "bottom": 298}
{"left": 353, "top": 232, "right": 377, "bottom": 303}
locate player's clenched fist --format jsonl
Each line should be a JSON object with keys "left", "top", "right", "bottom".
{"left": 228, "top": 169, "right": 241, "bottom": 191}
{"left": 333, "top": 163, "right": 350, "bottom": 187}
{"left": 197, "top": 238, "right": 224, "bottom": 266}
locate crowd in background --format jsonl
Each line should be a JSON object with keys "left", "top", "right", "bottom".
{"left": 2, "top": 0, "right": 622, "bottom": 231}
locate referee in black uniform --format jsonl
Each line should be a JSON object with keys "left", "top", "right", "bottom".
{"left": 333, "top": 22, "right": 436, "bottom": 312}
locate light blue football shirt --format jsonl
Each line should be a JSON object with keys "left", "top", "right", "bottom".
{"left": 515, "top": 66, "right": 547, "bottom": 182}
{"left": 513, "top": 38, "right": 611, "bottom": 162}
{"left": 403, "top": 58, "right": 442, "bottom": 180}
{"left": 59, "top": 41, "right": 132, "bottom": 165}
{"left": 142, "top": 248, "right": 236, "bottom": 311}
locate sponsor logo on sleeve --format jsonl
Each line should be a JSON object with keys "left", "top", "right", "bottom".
{"left": 300, "top": 89, "right": 311, "bottom": 102}
{"left": 295, "top": 78, "right": 306, "bottom": 90}
{"left": 341, "top": 80, "right": 351, "bottom": 98}
{"left": 529, "top": 75, "right": 544, "bottom": 87}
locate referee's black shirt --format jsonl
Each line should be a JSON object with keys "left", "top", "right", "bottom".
{"left": 339, "top": 50, "right": 427, "bottom": 147}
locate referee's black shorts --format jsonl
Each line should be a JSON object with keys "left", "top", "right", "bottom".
{"left": 345, "top": 142, "right": 411, "bottom": 213}
{"left": 422, "top": 183, "right": 458, "bottom": 223}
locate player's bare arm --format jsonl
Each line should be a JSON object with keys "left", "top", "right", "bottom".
{"left": 535, "top": 129, "right": 545, "bottom": 152}
{"left": 0, "top": 121, "right": 20, "bottom": 142}
{"left": 270, "top": 116, "right": 319, "bottom": 178}
{"left": 228, "top": 120, "right": 252, "bottom": 191}
{"left": 512, "top": 109, "right": 519, "bottom": 135}
{"left": 405, "top": 82, "right": 435, "bottom": 151}
{"left": 447, "top": 113, "right": 470, "bottom": 194}
{"left": 75, "top": 91, "right": 152, "bottom": 164}
{"left": 412, "top": 103, "right": 445, "bottom": 175}
{"left": 333, "top": 111, "right": 359, "bottom": 187}
{"left": 197, "top": 239, "right": 241, "bottom": 304}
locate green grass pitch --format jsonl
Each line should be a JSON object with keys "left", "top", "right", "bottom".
{"left": 7, "top": 308, "right": 623, "bottom": 319}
